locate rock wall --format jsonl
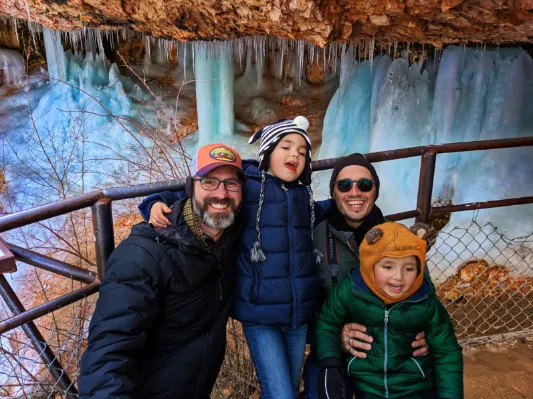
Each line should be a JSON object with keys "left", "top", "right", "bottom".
{"left": 1, "top": 0, "right": 533, "bottom": 46}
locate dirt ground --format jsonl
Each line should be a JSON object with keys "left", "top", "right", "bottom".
{"left": 463, "top": 336, "right": 533, "bottom": 398}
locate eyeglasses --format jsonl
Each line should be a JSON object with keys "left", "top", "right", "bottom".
{"left": 334, "top": 178, "right": 375, "bottom": 193}
{"left": 193, "top": 177, "right": 242, "bottom": 192}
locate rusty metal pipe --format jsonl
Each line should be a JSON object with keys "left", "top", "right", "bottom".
{"left": 0, "top": 191, "right": 102, "bottom": 233}
{"left": 103, "top": 179, "right": 187, "bottom": 201}
{"left": 0, "top": 280, "right": 100, "bottom": 335}
{"left": 431, "top": 196, "right": 533, "bottom": 214}
{"left": 312, "top": 136, "right": 533, "bottom": 171}
{"left": 416, "top": 152, "right": 437, "bottom": 224}
{"left": 0, "top": 275, "right": 79, "bottom": 398}
{"left": 91, "top": 199, "right": 115, "bottom": 279}
{"left": 385, "top": 210, "right": 421, "bottom": 221}
{"left": 8, "top": 244, "right": 96, "bottom": 284}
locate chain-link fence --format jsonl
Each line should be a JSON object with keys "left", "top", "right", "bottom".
{"left": 429, "top": 220, "right": 533, "bottom": 339}
{"left": 0, "top": 296, "right": 95, "bottom": 398}
{"left": 0, "top": 219, "right": 532, "bottom": 398}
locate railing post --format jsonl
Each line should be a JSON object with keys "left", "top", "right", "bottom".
{"left": 0, "top": 275, "right": 77, "bottom": 398}
{"left": 91, "top": 199, "right": 115, "bottom": 280}
{"left": 416, "top": 151, "right": 437, "bottom": 224}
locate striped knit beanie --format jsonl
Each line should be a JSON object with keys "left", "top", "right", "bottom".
{"left": 248, "top": 116, "right": 312, "bottom": 185}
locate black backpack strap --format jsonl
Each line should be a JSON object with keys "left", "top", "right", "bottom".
{"left": 325, "top": 223, "right": 339, "bottom": 286}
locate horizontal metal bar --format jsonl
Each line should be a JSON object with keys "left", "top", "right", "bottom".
{"left": 8, "top": 244, "right": 96, "bottom": 284}
{"left": 0, "top": 280, "right": 100, "bottom": 334}
{"left": 428, "top": 136, "right": 533, "bottom": 155}
{"left": 0, "top": 137, "right": 531, "bottom": 233}
{"left": 103, "top": 179, "right": 187, "bottom": 201}
{"left": 0, "top": 191, "right": 103, "bottom": 233}
{"left": 312, "top": 136, "right": 533, "bottom": 171}
{"left": 430, "top": 196, "right": 533, "bottom": 214}
{"left": 385, "top": 210, "right": 421, "bottom": 221}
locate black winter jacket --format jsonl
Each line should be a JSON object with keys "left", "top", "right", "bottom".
{"left": 78, "top": 198, "right": 243, "bottom": 398}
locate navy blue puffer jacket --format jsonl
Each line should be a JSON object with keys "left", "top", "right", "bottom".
{"left": 138, "top": 160, "right": 330, "bottom": 328}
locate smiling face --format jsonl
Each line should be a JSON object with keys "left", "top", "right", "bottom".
{"left": 374, "top": 255, "right": 419, "bottom": 298}
{"left": 267, "top": 133, "right": 307, "bottom": 183}
{"left": 192, "top": 165, "right": 243, "bottom": 232}
{"left": 332, "top": 165, "right": 377, "bottom": 228}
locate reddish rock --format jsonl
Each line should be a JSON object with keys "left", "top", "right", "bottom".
{"left": 1, "top": 0, "right": 533, "bottom": 46}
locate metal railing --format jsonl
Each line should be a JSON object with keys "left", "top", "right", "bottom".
{"left": 0, "top": 136, "right": 532, "bottom": 397}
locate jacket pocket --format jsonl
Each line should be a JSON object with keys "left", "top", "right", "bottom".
{"left": 409, "top": 357, "right": 426, "bottom": 379}
{"left": 347, "top": 356, "right": 359, "bottom": 376}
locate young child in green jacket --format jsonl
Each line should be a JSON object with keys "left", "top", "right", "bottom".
{"left": 315, "top": 222, "right": 463, "bottom": 399}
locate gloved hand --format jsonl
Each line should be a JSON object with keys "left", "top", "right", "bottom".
{"left": 318, "top": 365, "right": 350, "bottom": 399}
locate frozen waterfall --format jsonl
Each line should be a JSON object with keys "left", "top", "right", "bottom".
{"left": 194, "top": 42, "right": 235, "bottom": 146}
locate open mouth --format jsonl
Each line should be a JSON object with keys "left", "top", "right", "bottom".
{"left": 285, "top": 161, "right": 297, "bottom": 172}
{"left": 209, "top": 203, "right": 229, "bottom": 210}
{"left": 388, "top": 284, "right": 404, "bottom": 293}
{"left": 345, "top": 199, "right": 366, "bottom": 211}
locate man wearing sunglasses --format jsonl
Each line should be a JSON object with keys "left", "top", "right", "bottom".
{"left": 304, "top": 153, "right": 429, "bottom": 399}
{"left": 79, "top": 144, "right": 246, "bottom": 398}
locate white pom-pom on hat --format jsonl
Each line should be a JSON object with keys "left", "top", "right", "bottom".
{"left": 293, "top": 115, "right": 309, "bottom": 130}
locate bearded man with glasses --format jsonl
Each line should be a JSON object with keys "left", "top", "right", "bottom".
{"left": 79, "top": 144, "right": 246, "bottom": 398}
{"left": 303, "top": 153, "right": 431, "bottom": 399}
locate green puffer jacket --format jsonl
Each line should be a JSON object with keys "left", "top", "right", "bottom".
{"left": 316, "top": 267, "right": 463, "bottom": 399}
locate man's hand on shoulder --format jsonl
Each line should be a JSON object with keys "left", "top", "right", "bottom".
{"left": 150, "top": 202, "right": 172, "bottom": 227}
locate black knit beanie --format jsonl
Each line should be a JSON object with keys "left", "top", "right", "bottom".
{"left": 329, "top": 153, "right": 380, "bottom": 199}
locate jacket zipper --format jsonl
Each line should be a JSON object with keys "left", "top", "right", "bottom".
{"left": 382, "top": 294, "right": 429, "bottom": 398}
{"left": 283, "top": 185, "right": 297, "bottom": 328}
{"left": 383, "top": 307, "right": 393, "bottom": 398}
{"left": 218, "top": 277, "right": 223, "bottom": 301}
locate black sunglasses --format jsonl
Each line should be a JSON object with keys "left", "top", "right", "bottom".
{"left": 334, "top": 178, "right": 375, "bottom": 193}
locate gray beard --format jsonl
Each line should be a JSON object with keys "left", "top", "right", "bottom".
{"left": 192, "top": 197, "right": 236, "bottom": 230}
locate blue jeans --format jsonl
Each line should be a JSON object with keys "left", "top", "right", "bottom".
{"left": 243, "top": 323, "right": 308, "bottom": 399}
{"left": 303, "top": 348, "right": 320, "bottom": 399}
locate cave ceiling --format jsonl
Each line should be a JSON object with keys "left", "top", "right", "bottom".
{"left": 1, "top": 0, "right": 533, "bottom": 47}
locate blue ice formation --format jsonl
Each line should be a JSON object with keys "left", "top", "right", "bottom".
{"left": 194, "top": 41, "right": 235, "bottom": 146}
{"left": 0, "top": 48, "right": 25, "bottom": 86}
{"left": 320, "top": 45, "right": 533, "bottom": 241}
{"left": 6, "top": 27, "right": 151, "bottom": 195}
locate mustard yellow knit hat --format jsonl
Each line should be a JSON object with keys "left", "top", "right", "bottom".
{"left": 359, "top": 222, "right": 428, "bottom": 304}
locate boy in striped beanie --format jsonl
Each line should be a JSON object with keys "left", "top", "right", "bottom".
{"left": 234, "top": 116, "right": 329, "bottom": 398}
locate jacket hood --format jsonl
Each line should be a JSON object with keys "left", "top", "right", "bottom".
{"left": 349, "top": 266, "right": 433, "bottom": 304}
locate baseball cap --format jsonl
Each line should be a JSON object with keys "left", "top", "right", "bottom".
{"left": 191, "top": 143, "right": 245, "bottom": 180}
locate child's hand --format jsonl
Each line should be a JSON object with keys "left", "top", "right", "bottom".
{"left": 149, "top": 202, "right": 172, "bottom": 227}
{"left": 411, "top": 331, "right": 429, "bottom": 357}
{"left": 341, "top": 323, "right": 373, "bottom": 359}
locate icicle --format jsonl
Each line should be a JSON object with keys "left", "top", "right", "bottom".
{"left": 145, "top": 35, "right": 151, "bottom": 59}
{"left": 192, "top": 42, "right": 195, "bottom": 74}
{"left": 369, "top": 38, "right": 375, "bottom": 70}
{"left": 183, "top": 42, "right": 187, "bottom": 81}
{"left": 323, "top": 45, "right": 326, "bottom": 75}
{"left": 42, "top": 27, "right": 68, "bottom": 83}
{"left": 22, "top": 0, "right": 31, "bottom": 19}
